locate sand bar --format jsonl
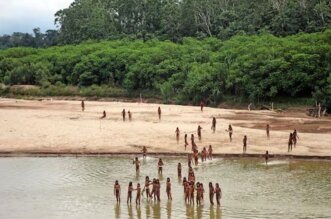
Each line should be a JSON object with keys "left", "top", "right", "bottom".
{"left": 0, "top": 98, "right": 330, "bottom": 157}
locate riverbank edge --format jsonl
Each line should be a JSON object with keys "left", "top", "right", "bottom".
{"left": 0, "top": 152, "right": 330, "bottom": 160}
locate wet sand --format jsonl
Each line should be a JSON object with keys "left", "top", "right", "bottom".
{"left": 0, "top": 98, "right": 330, "bottom": 157}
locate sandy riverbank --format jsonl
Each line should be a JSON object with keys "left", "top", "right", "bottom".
{"left": 0, "top": 98, "right": 330, "bottom": 157}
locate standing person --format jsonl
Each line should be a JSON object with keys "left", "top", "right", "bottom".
{"left": 184, "top": 178, "right": 189, "bottom": 203}
{"left": 150, "top": 179, "right": 157, "bottom": 200}
{"left": 158, "top": 158, "right": 164, "bottom": 175}
{"left": 158, "top": 107, "right": 161, "bottom": 120}
{"left": 288, "top": 133, "right": 293, "bottom": 152}
{"left": 265, "top": 150, "right": 269, "bottom": 165}
{"left": 228, "top": 124, "right": 233, "bottom": 142}
{"left": 122, "top": 109, "right": 126, "bottom": 121}
{"left": 127, "top": 182, "right": 133, "bottom": 204}
{"left": 189, "top": 181, "right": 195, "bottom": 205}
{"left": 81, "top": 100, "right": 85, "bottom": 112}
{"left": 134, "top": 183, "right": 141, "bottom": 205}
{"left": 100, "top": 110, "right": 106, "bottom": 119}
{"left": 188, "top": 154, "right": 192, "bottom": 168}
{"left": 184, "top": 134, "right": 188, "bottom": 150}
{"left": 197, "top": 125, "right": 202, "bottom": 141}
{"left": 114, "top": 180, "right": 121, "bottom": 203}
{"left": 142, "top": 146, "right": 147, "bottom": 158}
{"left": 292, "top": 129, "right": 299, "bottom": 147}
{"left": 211, "top": 117, "right": 216, "bottom": 133}
{"left": 166, "top": 178, "right": 172, "bottom": 200}
{"left": 156, "top": 179, "right": 161, "bottom": 202}
{"left": 128, "top": 110, "right": 132, "bottom": 121}
{"left": 194, "top": 150, "right": 199, "bottom": 166}
{"left": 196, "top": 182, "right": 202, "bottom": 205}
{"left": 266, "top": 124, "right": 270, "bottom": 139}
{"left": 209, "top": 182, "right": 214, "bottom": 205}
{"left": 177, "top": 163, "right": 182, "bottom": 178}
{"left": 243, "top": 135, "right": 247, "bottom": 153}
{"left": 191, "top": 134, "right": 197, "bottom": 151}
{"left": 133, "top": 157, "right": 140, "bottom": 172}
{"left": 202, "top": 147, "right": 207, "bottom": 161}
{"left": 201, "top": 183, "right": 205, "bottom": 200}
{"left": 175, "top": 127, "right": 180, "bottom": 144}
{"left": 215, "top": 183, "right": 222, "bottom": 207}
{"left": 200, "top": 101, "right": 204, "bottom": 112}
{"left": 208, "top": 145, "right": 213, "bottom": 160}
{"left": 145, "top": 176, "right": 151, "bottom": 199}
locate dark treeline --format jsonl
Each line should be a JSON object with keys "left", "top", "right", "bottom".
{"left": 0, "top": 28, "right": 59, "bottom": 50}
{"left": 1, "top": 0, "right": 331, "bottom": 49}
{"left": 53, "top": 0, "right": 331, "bottom": 43}
{"left": 0, "top": 30, "right": 330, "bottom": 109}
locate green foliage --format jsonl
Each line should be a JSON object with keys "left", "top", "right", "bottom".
{"left": 0, "top": 30, "right": 330, "bottom": 110}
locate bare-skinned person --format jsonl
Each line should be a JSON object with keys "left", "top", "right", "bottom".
{"left": 150, "top": 178, "right": 157, "bottom": 200}
{"left": 184, "top": 178, "right": 189, "bottom": 203}
{"left": 196, "top": 182, "right": 202, "bottom": 205}
{"left": 208, "top": 145, "right": 213, "bottom": 160}
{"left": 211, "top": 117, "right": 216, "bottom": 133}
{"left": 194, "top": 150, "right": 199, "bottom": 166}
{"left": 288, "top": 133, "right": 293, "bottom": 152}
{"left": 200, "top": 101, "right": 204, "bottom": 112}
{"left": 243, "top": 135, "right": 247, "bottom": 153}
{"left": 142, "top": 146, "right": 147, "bottom": 158}
{"left": 177, "top": 163, "right": 182, "bottom": 178}
{"left": 100, "top": 110, "right": 106, "bottom": 119}
{"left": 228, "top": 124, "right": 233, "bottom": 142}
{"left": 202, "top": 147, "right": 207, "bottom": 161}
{"left": 197, "top": 125, "right": 202, "bottom": 141}
{"left": 209, "top": 182, "right": 215, "bottom": 205}
{"left": 128, "top": 110, "right": 132, "bottom": 121}
{"left": 265, "top": 150, "right": 269, "bottom": 165}
{"left": 133, "top": 157, "right": 140, "bottom": 172}
{"left": 127, "top": 182, "right": 133, "bottom": 204}
{"left": 145, "top": 176, "right": 151, "bottom": 199}
{"left": 266, "top": 124, "right": 270, "bottom": 139}
{"left": 184, "top": 133, "right": 188, "bottom": 150}
{"left": 158, "top": 158, "right": 164, "bottom": 175}
{"left": 156, "top": 179, "right": 161, "bottom": 202}
{"left": 293, "top": 129, "right": 299, "bottom": 147}
{"left": 201, "top": 183, "right": 205, "bottom": 200}
{"left": 215, "top": 183, "right": 222, "bottom": 207}
{"left": 81, "top": 100, "right": 85, "bottom": 112}
{"left": 122, "top": 109, "right": 126, "bottom": 121}
{"left": 175, "top": 127, "right": 180, "bottom": 144}
{"left": 133, "top": 183, "right": 141, "bottom": 205}
{"left": 189, "top": 181, "right": 195, "bottom": 205}
{"left": 158, "top": 107, "right": 161, "bottom": 120}
{"left": 166, "top": 178, "right": 172, "bottom": 200}
{"left": 188, "top": 154, "right": 192, "bottom": 168}
{"left": 114, "top": 180, "right": 121, "bottom": 203}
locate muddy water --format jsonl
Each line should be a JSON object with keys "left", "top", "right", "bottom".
{"left": 0, "top": 156, "right": 330, "bottom": 219}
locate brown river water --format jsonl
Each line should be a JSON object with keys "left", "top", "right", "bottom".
{"left": 0, "top": 156, "right": 330, "bottom": 219}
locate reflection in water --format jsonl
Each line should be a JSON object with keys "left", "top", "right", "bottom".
{"left": 152, "top": 202, "right": 161, "bottom": 219}
{"left": 209, "top": 206, "right": 215, "bottom": 219}
{"left": 114, "top": 203, "right": 121, "bottom": 219}
{"left": 136, "top": 206, "right": 141, "bottom": 219}
{"left": 0, "top": 157, "right": 330, "bottom": 219}
{"left": 166, "top": 200, "right": 172, "bottom": 219}
{"left": 197, "top": 205, "right": 203, "bottom": 219}
{"left": 145, "top": 202, "right": 151, "bottom": 218}
{"left": 127, "top": 204, "right": 133, "bottom": 219}
{"left": 135, "top": 171, "right": 140, "bottom": 181}
{"left": 216, "top": 207, "right": 222, "bottom": 219}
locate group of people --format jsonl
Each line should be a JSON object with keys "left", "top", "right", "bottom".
{"left": 114, "top": 154, "right": 222, "bottom": 207}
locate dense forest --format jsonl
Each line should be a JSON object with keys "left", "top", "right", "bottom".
{"left": 1, "top": 0, "right": 331, "bottom": 48}
{"left": 0, "top": 30, "right": 330, "bottom": 109}
{"left": 0, "top": 0, "right": 330, "bottom": 110}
